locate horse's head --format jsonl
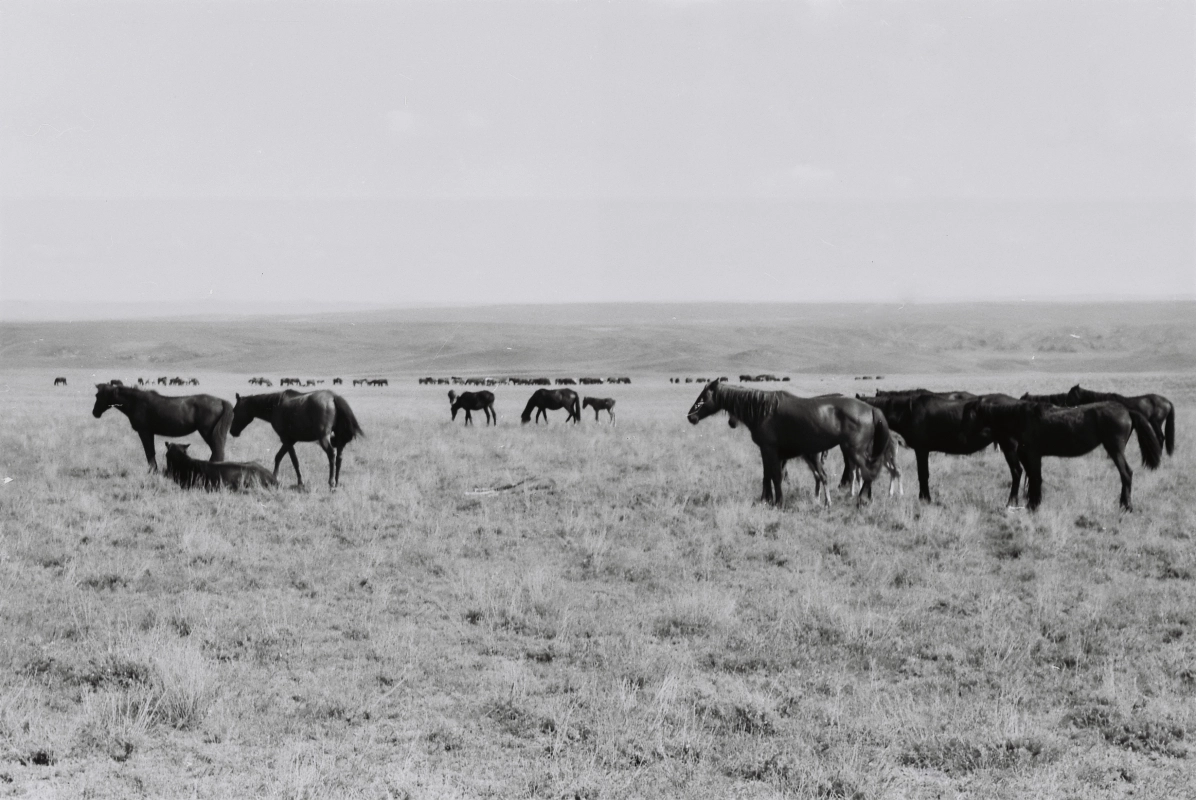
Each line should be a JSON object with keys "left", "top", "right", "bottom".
{"left": 230, "top": 393, "right": 254, "bottom": 437}
{"left": 92, "top": 383, "right": 120, "bottom": 418}
{"left": 687, "top": 380, "right": 721, "bottom": 425}
{"left": 448, "top": 390, "right": 460, "bottom": 419}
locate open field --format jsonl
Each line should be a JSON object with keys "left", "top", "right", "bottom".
{"left": 1, "top": 366, "right": 1194, "bottom": 798}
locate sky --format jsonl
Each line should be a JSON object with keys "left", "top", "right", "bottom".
{"left": 1, "top": 0, "right": 1193, "bottom": 316}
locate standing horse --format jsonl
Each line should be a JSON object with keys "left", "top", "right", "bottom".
{"left": 688, "top": 381, "right": 891, "bottom": 507}
{"left": 583, "top": 397, "right": 616, "bottom": 424}
{"left": 449, "top": 390, "right": 496, "bottom": 426}
{"left": 1067, "top": 385, "right": 1175, "bottom": 456}
{"left": 970, "top": 399, "right": 1161, "bottom": 511}
{"left": 230, "top": 390, "right": 364, "bottom": 489}
{"left": 1020, "top": 391, "right": 1072, "bottom": 406}
{"left": 860, "top": 392, "right": 1024, "bottom": 506}
{"left": 92, "top": 384, "right": 233, "bottom": 471}
{"left": 521, "top": 388, "right": 580, "bottom": 424}
{"left": 54, "top": 377, "right": 67, "bottom": 386}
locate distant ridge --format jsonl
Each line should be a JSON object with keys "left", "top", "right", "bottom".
{"left": 2, "top": 302, "right": 1194, "bottom": 375}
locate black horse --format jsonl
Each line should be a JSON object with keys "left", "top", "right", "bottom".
{"left": 860, "top": 392, "right": 1024, "bottom": 506}
{"left": 583, "top": 397, "right": 616, "bottom": 424}
{"left": 521, "top": 388, "right": 580, "bottom": 424}
{"left": 970, "top": 399, "right": 1162, "bottom": 511}
{"left": 449, "top": 390, "right": 496, "bottom": 426}
{"left": 92, "top": 384, "right": 233, "bottom": 471}
{"left": 689, "top": 381, "right": 891, "bottom": 507}
{"left": 54, "top": 377, "right": 67, "bottom": 386}
{"left": 164, "top": 442, "right": 277, "bottom": 490}
{"left": 230, "top": 390, "right": 364, "bottom": 489}
{"left": 1020, "top": 391, "right": 1072, "bottom": 406}
{"left": 1067, "top": 385, "right": 1175, "bottom": 456}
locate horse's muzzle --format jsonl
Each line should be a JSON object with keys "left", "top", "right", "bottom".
{"left": 687, "top": 413, "right": 700, "bottom": 425}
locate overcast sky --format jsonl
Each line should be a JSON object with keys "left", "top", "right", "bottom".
{"left": 1, "top": 0, "right": 1193, "bottom": 315}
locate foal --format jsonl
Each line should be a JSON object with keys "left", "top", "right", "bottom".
{"left": 582, "top": 397, "right": 616, "bottom": 424}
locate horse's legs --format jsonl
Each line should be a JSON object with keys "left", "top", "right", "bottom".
{"left": 318, "top": 436, "right": 336, "bottom": 488}
{"left": 202, "top": 426, "right": 226, "bottom": 462}
{"left": 837, "top": 446, "right": 853, "bottom": 490}
{"left": 465, "top": 409, "right": 473, "bottom": 426}
{"left": 760, "top": 449, "right": 783, "bottom": 506}
{"left": 803, "top": 454, "right": 830, "bottom": 506}
{"left": 1105, "top": 443, "right": 1134, "bottom": 511}
{"left": 998, "top": 440, "right": 1023, "bottom": 507}
{"left": 1024, "top": 453, "right": 1043, "bottom": 511}
{"left": 335, "top": 445, "right": 345, "bottom": 486}
{"left": 915, "top": 449, "right": 931, "bottom": 502}
{"left": 609, "top": 409, "right": 615, "bottom": 425}
{"left": 138, "top": 430, "right": 158, "bottom": 472}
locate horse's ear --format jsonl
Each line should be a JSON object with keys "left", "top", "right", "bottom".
{"left": 235, "top": 393, "right": 241, "bottom": 400}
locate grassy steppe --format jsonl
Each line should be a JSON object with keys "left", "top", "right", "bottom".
{"left": 1, "top": 372, "right": 1194, "bottom": 798}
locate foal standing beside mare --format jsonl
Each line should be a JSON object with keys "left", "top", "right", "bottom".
{"left": 92, "top": 383, "right": 233, "bottom": 471}
{"left": 449, "top": 390, "right": 496, "bottom": 426}
{"left": 970, "top": 399, "right": 1161, "bottom": 511}
{"left": 688, "top": 381, "right": 891, "bottom": 507}
{"left": 583, "top": 397, "right": 616, "bottom": 424}
{"left": 521, "top": 388, "right": 580, "bottom": 424}
{"left": 230, "top": 390, "right": 364, "bottom": 489}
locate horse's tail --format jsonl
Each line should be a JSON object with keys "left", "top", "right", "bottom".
{"left": 331, "top": 395, "right": 364, "bottom": 447}
{"left": 1164, "top": 403, "right": 1175, "bottom": 456}
{"left": 1129, "top": 409, "right": 1162, "bottom": 470}
{"left": 212, "top": 400, "right": 234, "bottom": 461}
{"left": 860, "top": 407, "right": 893, "bottom": 482}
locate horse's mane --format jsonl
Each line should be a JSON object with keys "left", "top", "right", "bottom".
{"left": 714, "top": 384, "right": 780, "bottom": 427}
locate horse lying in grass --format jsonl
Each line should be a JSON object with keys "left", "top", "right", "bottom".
{"left": 449, "top": 390, "right": 496, "bottom": 426}
{"left": 689, "top": 380, "right": 892, "bottom": 507}
{"left": 164, "top": 443, "right": 277, "bottom": 490}
{"left": 969, "top": 399, "right": 1162, "bottom": 511}
{"left": 230, "top": 390, "right": 364, "bottom": 489}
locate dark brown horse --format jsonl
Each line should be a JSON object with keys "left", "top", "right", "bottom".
{"left": 860, "top": 392, "right": 1024, "bottom": 506}
{"left": 1067, "top": 385, "right": 1175, "bottom": 456}
{"left": 230, "top": 390, "right": 364, "bottom": 489}
{"left": 583, "top": 397, "right": 616, "bottom": 424}
{"left": 449, "top": 390, "right": 496, "bottom": 426}
{"left": 689, "top": 381, "right": 891, "bottom": 507}
{"left": 164, "top": 442, "right": 277, "bottom": 490}
{"left": 521, "top": 388, "right": 580, "bottom": 424}
{"left": 970, "top": 399, "right": 1162, "bottom": 511}
{"left": 1020, "top": 391, "right": 1072, "bottom": 406}
{"left": 92, "top": 384, "right": 233, "bottom": 471}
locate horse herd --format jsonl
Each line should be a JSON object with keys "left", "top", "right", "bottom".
{"left": 87, "top": 379, "right": 1175, "bottom": 512}
{"left": 686, "top": 381, "right": 1175, "bottom": 512}
{"left": 422, "top": 376, "right": 631, "bottom": 386}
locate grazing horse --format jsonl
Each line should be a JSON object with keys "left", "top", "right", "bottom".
{"left": 449, "top": 390, "right": 496, "bottom": 426}
{"left": 970, "top": 399, "right": 1162, "bottom": 511}
{"left": 860, "top": 393, "right": 1024, "bottom": 506}
{"left": 1067, "top": 385, "right": 1175, "bottom": 456}
{"left": 92, "top": 384, "right": 233, "bottom": 471}
{"left": 688, "top": 381, "right": 891, "bottom": 507}
{"left": 164, "top": 443, "right": 277, "bottom": 490}
{"left": 230, "top": 390, "right": 364, "bottom": 489}
{"left": 583, "top": 397, "right": 616, "bottom": 424}
{"left": 53, "top": 377, "right": 67, "bottom": 386}
{"left": 521, "top": 388, "right": 580, "bottom": 424}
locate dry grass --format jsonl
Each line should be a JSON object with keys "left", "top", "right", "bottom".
{"left": 1, "top": 370, "right": 1194, "bottom": 798}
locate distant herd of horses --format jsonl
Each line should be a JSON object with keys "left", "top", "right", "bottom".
{"left": 83, "top": 377, "right": 1174, "bottom": 512}
{"left": 422, "top": 376, "right": 631, "bottom": 386}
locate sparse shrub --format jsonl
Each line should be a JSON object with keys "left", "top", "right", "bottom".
{"left": 900, "top": 734, "right": 1056, "bottom": 775}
